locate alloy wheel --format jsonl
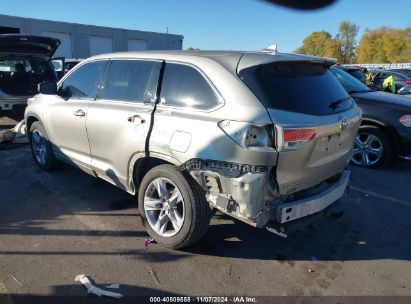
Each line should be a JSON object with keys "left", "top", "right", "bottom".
{"left": 352, "top": 133, "right": 383, "bottom": 166}
{"left": 31, "top": 130, "right": 47, "bottom": 165}
{"left": 144, "top": 177, "right": 185, "bottom": 237}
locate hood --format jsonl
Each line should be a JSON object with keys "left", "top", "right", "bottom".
{"left": 352, "top": 90, "right": 411, "bottom": 109}
{"left": 0, "top": 34, "right": 60, "bottom": 60}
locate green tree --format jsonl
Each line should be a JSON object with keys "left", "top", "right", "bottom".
{"left": 296, "top": 31, "right": 333, "bottom": 56}
{"left": 296, "top": 31, "right": 343, "bottom": 62}
{"left": 336, "top": 21, "right": 359, "bottom": 63}
{"left": 357, "top": 27, "right": 411, "bottom": 63}
{"left": 324, "top": 39, "right": 343, "bottom": 62}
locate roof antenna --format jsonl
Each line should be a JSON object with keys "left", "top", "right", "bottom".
{"left": 262, "top": 44, "right": 277, "bottom": 54}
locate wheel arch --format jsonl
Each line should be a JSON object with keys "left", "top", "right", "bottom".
{"left": 129, "top": 153, "right": 181, "bottom": 195}
{"left": 26, "top": 115, "right": 41, "bottom": 140}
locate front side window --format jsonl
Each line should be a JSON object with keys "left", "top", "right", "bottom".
{"left": 101, "top": 60, "right": 160, "bottom": 103}
{"left": 60, "top": 61, "right": 106, "bottom": 99}
{"left": 160, "top": 63, "right": 220, "bottom": 110}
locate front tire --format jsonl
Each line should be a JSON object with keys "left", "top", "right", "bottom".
{"left": 351, "top": 125, "right": 392, "bottom": 168}
{"left": 138, "top": 164, "right": 211, "bottom": 249}
{"left": 29, "top": 121, "right": 56, "bottom": 171}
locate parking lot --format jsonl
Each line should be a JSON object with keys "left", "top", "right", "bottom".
{"left": 0, "top": 133, "right": 410, "bottom": 302}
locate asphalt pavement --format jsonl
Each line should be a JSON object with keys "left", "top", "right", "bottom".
{"left": 0, "top": 142, "right": 410, "bottom": 303}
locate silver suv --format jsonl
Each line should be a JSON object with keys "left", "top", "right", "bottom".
{"left": 25, "top": 51, "right": 361, "bottom": 249}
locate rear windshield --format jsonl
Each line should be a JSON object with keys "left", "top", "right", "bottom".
{"left": 239, "top": 62, "right": 354, "bottom": 115}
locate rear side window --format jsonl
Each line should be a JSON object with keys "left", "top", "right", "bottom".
{"left": 239, "top": 62, "right": 354, "bottom": 115}
{"left": 160, "top": 63, "right": 220, "bottom": 110}
{"left": 101, "top": 60, "right": 160, "bottom": 103}
{"left": 60, "top": 61, "right": 106, "bottom": 99}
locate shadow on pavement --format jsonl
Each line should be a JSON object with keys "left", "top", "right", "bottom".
{"left": 0, "top": 147, "right": 410, "bottom": 265}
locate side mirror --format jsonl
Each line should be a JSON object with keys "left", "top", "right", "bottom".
{"left": 38, "top": 81, "right": 57, "bottom": 95}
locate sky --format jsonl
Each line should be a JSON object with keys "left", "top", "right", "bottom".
{"left": 0, "top": 0, "right": 410, "bottom": 52}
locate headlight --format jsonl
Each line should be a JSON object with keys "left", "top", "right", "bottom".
{"left": 218, "top": 120, "right": 275, "bottom": 151}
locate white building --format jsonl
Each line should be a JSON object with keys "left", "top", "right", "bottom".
{"left": 0, "top": 14, "right": 183, "bottom": 59}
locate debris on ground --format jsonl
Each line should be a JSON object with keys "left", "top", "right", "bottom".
{"left": 11, "top": 274, "right": 23, "bottom": 286}
{"left": 105, "top": 284, "right": 120, "bottom": 289}
{"left": 146, "top": 267, "right": 161, "bottom": 286}
{"left": 0, "top": 120, "right": 28, "bottom": 145}
{"left": 308, "top": 268, "right": 315, "bottom": 273}
{"left": 144, "top": 238, "right": 155, "bottom": 249}
{"left": 75, "top": 274, "right": 123, "bottom": 299}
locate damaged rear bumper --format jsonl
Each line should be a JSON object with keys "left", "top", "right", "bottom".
{"left": 184, "top": 159, "right": 350, "bottom": 234}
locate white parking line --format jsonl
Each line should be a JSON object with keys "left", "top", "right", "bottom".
{"left": 0, "top": 281, "right": 14, "bottom": 304}
{"left": 351, "top": 186, "right": 411, "bottom": 207}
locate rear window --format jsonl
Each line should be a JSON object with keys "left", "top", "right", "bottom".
{"left": 239, "top": 62, "right": 354, "bottom": 115}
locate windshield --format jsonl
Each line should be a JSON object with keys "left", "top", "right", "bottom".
{"left": 330, "top": 66, "right": 371, "bottom": 94}
{"left": 239, "top": 61, "right": 354, "bottom": 115}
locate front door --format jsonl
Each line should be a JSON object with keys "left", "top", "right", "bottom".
{"left": 47, "top": 60, "right": 107, "bottom": 168}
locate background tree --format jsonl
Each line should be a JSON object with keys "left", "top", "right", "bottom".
{"left": 296, "top": 30, "right": 344, "bottom": 60}
{"left": 336, "top": 21, "right": 359, "bottom": 63}
{"left": 356, "top": 27, "right": 411, "bottom": 63}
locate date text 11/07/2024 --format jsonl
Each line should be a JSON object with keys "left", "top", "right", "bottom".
{"left": 149, "top": 296, "right": 258, "bottom": 303}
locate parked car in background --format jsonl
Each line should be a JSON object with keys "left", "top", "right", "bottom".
{"left": 331, "top": 66, "right": 411, "bottom": 168}
{"left": 390, "top": 68, "right": 411, "bottom": 78}
{"left": 25, "top": 51, "right": 361, "bottom": 248}
{"left": 0, "top": 34, "right": 59, "bottom": 111}
{"left": 370, "top": 70, "right": 411, "bottom": 93}
{"left": 52, "top": 58, "right": 82, "bottom": 79}
{"left": 336, "top": 65, "right": 366, "bottom": 83}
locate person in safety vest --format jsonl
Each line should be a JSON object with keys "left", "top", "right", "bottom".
{"left": 382, "top": 74, "right": 396, "bottom": 94}
{"left": 360, "top": 67, "right": 373, "bottom": 86}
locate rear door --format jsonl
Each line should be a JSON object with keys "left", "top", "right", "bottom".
{"left": 239, "top": 59, "right": 361, "bottom": 195}
{"left": 86, "top": 59, "right": 161, "bottom": 188}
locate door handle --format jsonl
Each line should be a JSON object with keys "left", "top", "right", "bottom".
{"left": 127, "top": 115, "right": 146, "bottom": 125}
{"left": 73, "top": 109, "right": 85, "bottom": 117}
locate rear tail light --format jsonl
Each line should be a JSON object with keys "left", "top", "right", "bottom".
{"left": 399, "top": 115, "right": 411, "bottom": 127}
{"left": 280, "top": 128, "right": 317, "bottom": 151}
{"left": 283, "top": 129, "right": 316, "bottom": 141}
{"left": 405, "top": 81, "right": 411, "bottom": 85}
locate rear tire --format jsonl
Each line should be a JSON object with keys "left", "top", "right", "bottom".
{"left": 138, "top": 164, "right": 211, "bottom": 249}
{"left": 351, "top": 125, "right": 392, "bottom": 168}
{"left": 29, "top": 121, "right": 56, "bottom": 171}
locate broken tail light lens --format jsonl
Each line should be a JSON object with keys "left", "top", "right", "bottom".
{"left": 399, "top": 115, "right": 411, "bottom": 127}
{"left": 218, "top": 120, "right": 275, "bottom": 151}
{"left": 280, "top": 128, "right": 317, "bottom": 151}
